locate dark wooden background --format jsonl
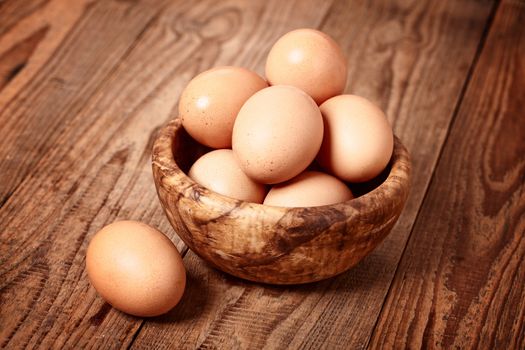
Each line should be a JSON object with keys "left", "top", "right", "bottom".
{"left": 1, "top": 0, "right": 523, "bottom": 348}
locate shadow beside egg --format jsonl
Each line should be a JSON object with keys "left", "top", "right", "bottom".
{"left": 147, "top": 253, "right": 213, "bottom": 324}
{"left": 347, "top": 162, "right": 391, "bottom": 198}
{"left": 306, "top": 157, "right": 391, "bottom": 200}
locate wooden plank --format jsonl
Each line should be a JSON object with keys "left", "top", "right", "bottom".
{"left": 369, "top": 0, "right": 525, "bottom": 348}
{"left": 0, "top": 0, "right": 171, "bottom": 346}
{"left": 0, "top": 0, "right": 93, "bottom": 108}
{"left": 131, "top": 0, "right": 495, "bottom": 349}
{"left": 0, "top": 0, "right": 154, "bottom": 206}
{"left": 0, "top": 0, "right": 48, "bottom": 36}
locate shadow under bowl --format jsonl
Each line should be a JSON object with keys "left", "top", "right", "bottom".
{"left": 152, "top": 118, "right": 411, "bottom": 284}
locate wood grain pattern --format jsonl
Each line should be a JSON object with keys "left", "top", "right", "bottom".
{"left": 1, "top": 0, "right": 520, "bottom": 349}
{"left": 152, "top": 118, "right": 410, "bottom": 284}
{"left": 0, "top": 0, "right": 93, "bottom": 109}
{"left": 0, "top": 0, "right": 48, "bottom": 37}
{"left": 135, "top": 0, "right": 496, "bottom": 349}
{"left": 370, "top": 0, "right": 525, "bottom": 348}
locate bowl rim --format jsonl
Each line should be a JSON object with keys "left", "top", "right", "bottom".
{"left": 152, "top": 118, "right": 411, "bottom": 216}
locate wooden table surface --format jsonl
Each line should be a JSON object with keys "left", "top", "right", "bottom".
{"left": 1, "top": 0, "right": 524, "bottom": 348}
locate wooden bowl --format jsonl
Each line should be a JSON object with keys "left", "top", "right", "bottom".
{"left": 152, "top": 118, "right": 411, "bottom": 284}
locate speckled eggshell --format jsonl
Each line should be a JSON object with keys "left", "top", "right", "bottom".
{"left": 264, "top": 170, "right": 354, "bottom": 207}
{"left": 232, "top": 85, "right": 324, "bottom": 184}
{"left": 317, "top": 94, "right": 394, "bottom": 183}
{"left": 265, "top": 28, "right": 347, "bottom": 104}
{"left": 179, "top": 66, "right": 268, "bottom": 148}
{"left": 86, "top": 221, "right": 186, "bottom": 317}
{"left": 189, "top": 149, "right": 266, "bottom": 203}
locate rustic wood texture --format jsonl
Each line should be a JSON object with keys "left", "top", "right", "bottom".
{"left": 1, "top": 0, "right": 522, "bottom": 349}
{"left": 369, "top": 0, "right": 525, "bottom": 348}
{"left": 152, "top": 119, "right": 410, "bottom": 284}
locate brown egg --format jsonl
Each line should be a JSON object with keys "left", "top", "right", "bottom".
{"left": 86, "top": 221, "right": 186, "bottom": 317}
{"left": 232, "top": 85, "right": 324, "bottom": 184}
{"left": 264, "top": 171, "right": 354, "bottom": 207}
{"left": 189, "top": 149, "right": 266, "bottom": 203}
{"left": 317, "top": 95, "right": 394, "bottom": 183}
{"left": 179, "top": 66, "right": 268, "bottom": 148}
{"left": 265, "top": 28, "right": 347, "bottom": 104}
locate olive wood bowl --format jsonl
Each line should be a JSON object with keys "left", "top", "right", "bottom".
{"left": 152, "top": 118, "right": 411, "bottom": 284}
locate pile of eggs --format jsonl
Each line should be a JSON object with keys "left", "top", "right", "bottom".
{"left": 182, "top": 29, "right": 393, "bottom": 207}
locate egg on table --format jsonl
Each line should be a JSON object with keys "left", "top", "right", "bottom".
{"left": 179, "top": 66, "right": 268, "bottom": 148}
{"left": 264, "top": 170, "right": 354, "bottom": 207}
{"left": 86, "top": 221, "right": 186, "bottom": 317}
{"left": 265, "top": 28, "right": 347, "bottom": 104}
{"left": 189, "top": 149, "right": 267, "bottom": 203}
{"left": 317, "top": 94, "right": 394, "bottom": 183}
{"left": 232, "top": 85, "right": 324, "bottom": 184}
